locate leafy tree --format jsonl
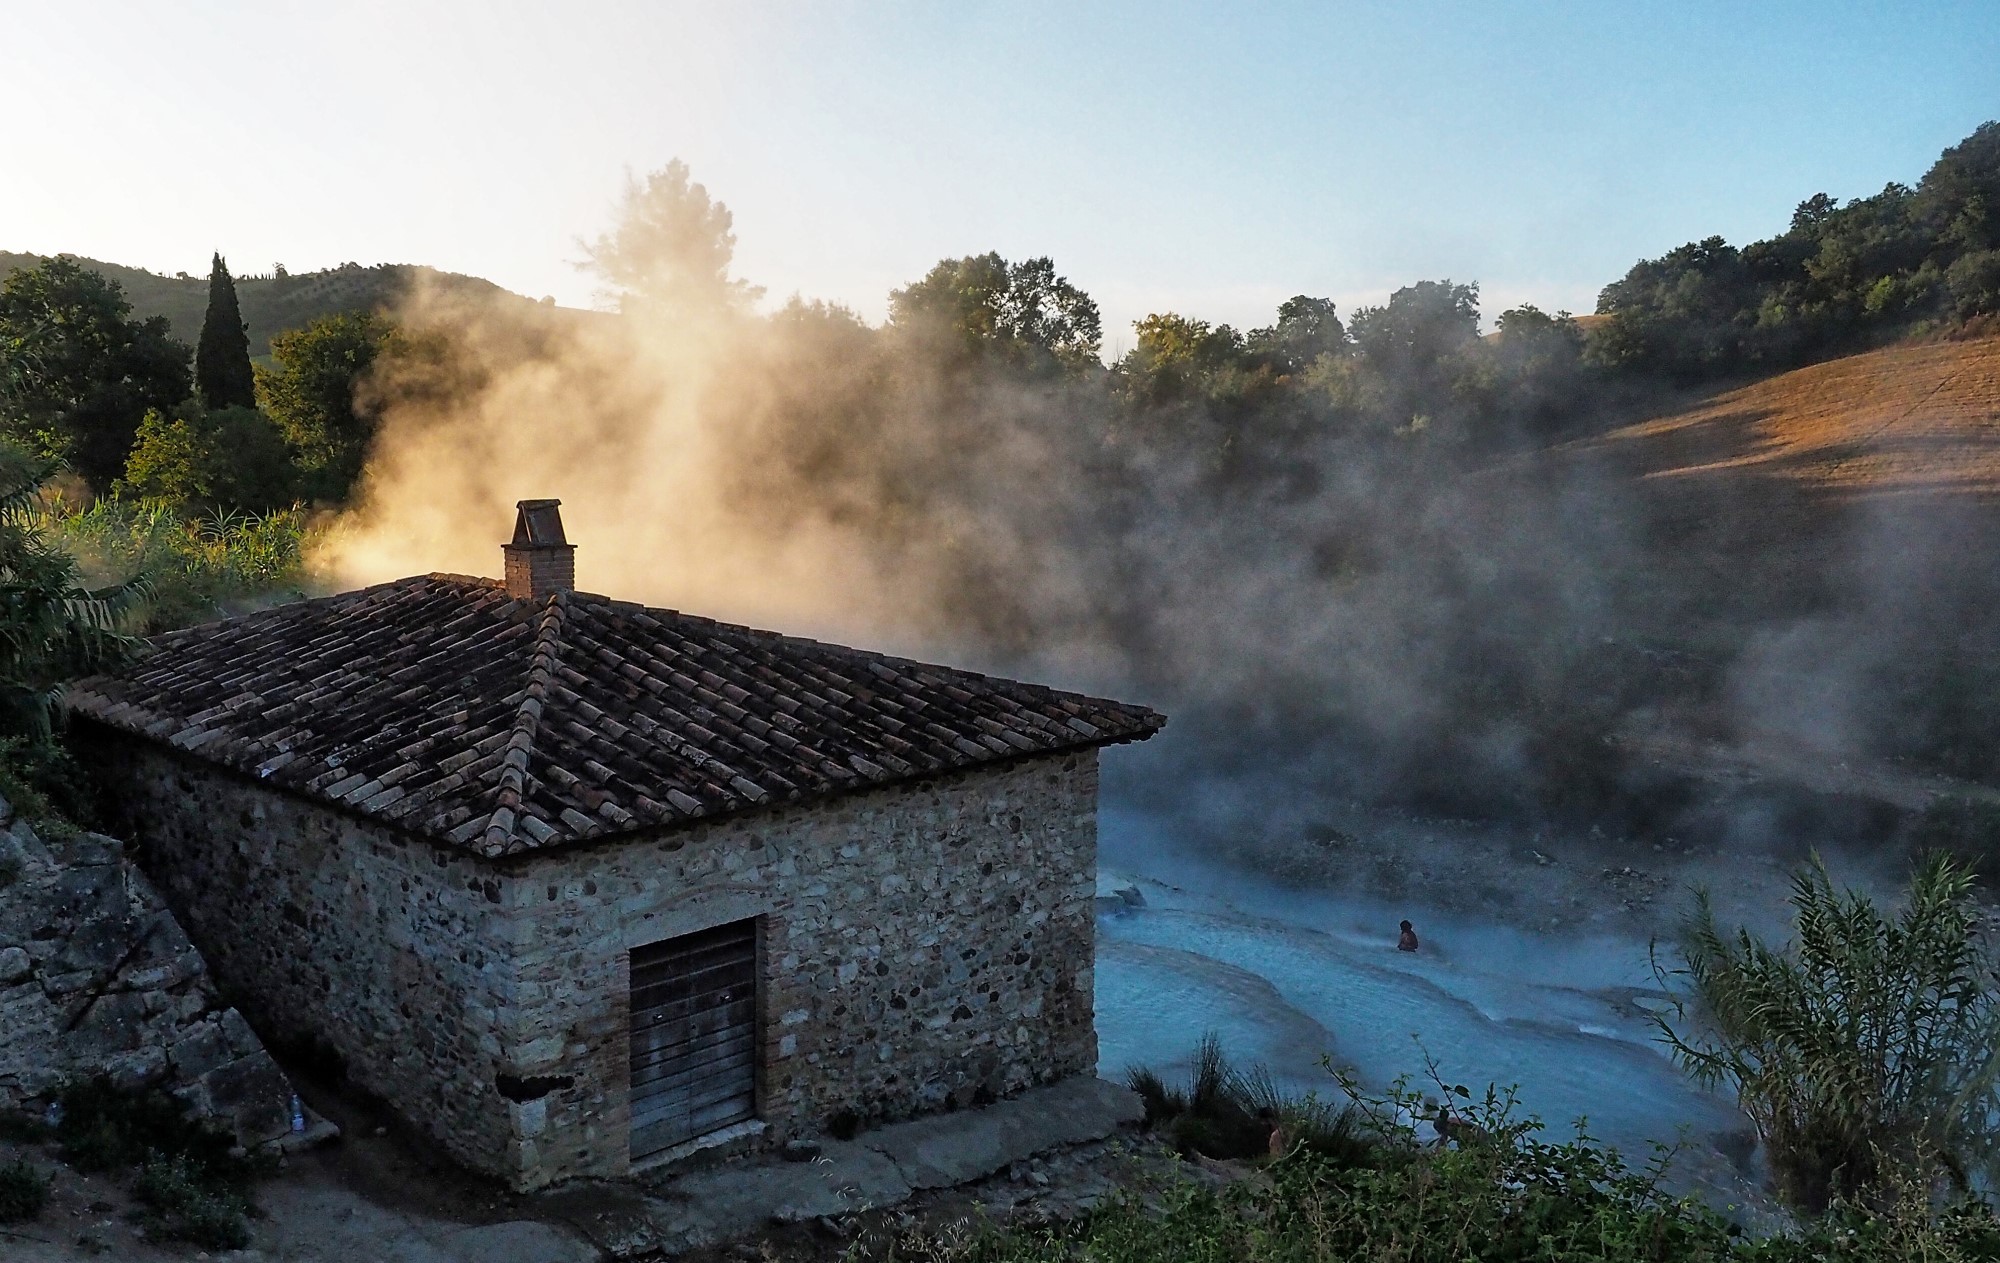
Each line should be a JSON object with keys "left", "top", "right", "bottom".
{"left": 579, "top": 160, "right": 764, "bottom": 319}
{"left": 0, "top": 258, "right": 190, "bottom": 490}
{"left": 194, "top": 253, "right": 254, "bottom": 410}
{"left": 889, "top": 252, "right": 1102, "bottom": 372}
{"left": 1655, "top": 853, "right": 2000, "bottom": 1212}
{"left": 255, "top": 311, "right": 396, "bottom": 502}
{"left": 1117, "top": 313, "right": 1247, "bottom": 403}
{"left": 1346, "top": 280, "right": 1482, "bottom": 433}
{"left": 0, "top": 443, "right": 145, "bottom": 742}
{"left": 1246, "top": 295, "right": 1348, "bottom": 374}
{"left": 1590, "top": 121, "right": 2000, "bottom": 379}
{"left": 120, "top": 403, "right": 297, "bottom": 513}
{"left": 1915, "top": 120, "right": 2000, "bottom": 253}
{"left": 1350, "top": 280, "right": 1481, "bottom": 370}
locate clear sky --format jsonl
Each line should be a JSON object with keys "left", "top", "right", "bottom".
{"left": 4, "top": 1, "right": 1996, "bottom": 348}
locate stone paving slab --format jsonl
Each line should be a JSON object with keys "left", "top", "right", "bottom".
{"left": 545, "top": 1076, "right": 1143, "bottom": 1258}
{"left": 866, "top": 1075, "right": 1141, "bottom": 1191}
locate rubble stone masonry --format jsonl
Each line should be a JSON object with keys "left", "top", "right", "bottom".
{"left": 0, "top": 804, "right": 295, "bottom": 1146}
{"left": 84, "top": 728, "right": 1100, "bottom": 1190}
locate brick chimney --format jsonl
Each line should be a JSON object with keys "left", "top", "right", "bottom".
{"left": 503, "top": 499, "right": 575, "bottom": 600}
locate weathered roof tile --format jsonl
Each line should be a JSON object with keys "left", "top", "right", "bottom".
{"left": 67, "top": 573, "right": 1164, "bottom": 857}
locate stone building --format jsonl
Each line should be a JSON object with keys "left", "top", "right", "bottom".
{"left": 68, "top": 500, "right": 1163, "bottom": 1191}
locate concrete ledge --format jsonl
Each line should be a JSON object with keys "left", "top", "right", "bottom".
{"left": 542, "top": 1076, "right": 1143, "bottom": 1258}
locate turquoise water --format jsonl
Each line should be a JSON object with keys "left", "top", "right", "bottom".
{"left": 1090, "top": 811, "right": 1751, "bottom": 1178}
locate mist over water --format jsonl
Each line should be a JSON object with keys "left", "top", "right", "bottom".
{"left": 1091, "top": 802, "right": 1756, "bottom": 1193}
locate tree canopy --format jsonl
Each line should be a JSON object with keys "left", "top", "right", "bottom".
{"left": 0, "top": 257, "right": 190, "bottom": 491}
{"left": 255, "top": 311, "right": 398, "bottom": 503}
{"left": 889, "top": 252, "right": 1102, "bottom": 373}
{"left": 1594, "top": 120, "right": 2000, "bottom": 378}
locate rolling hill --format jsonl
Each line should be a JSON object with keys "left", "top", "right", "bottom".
{"left": 0, "top": 252, "right": 551, "bottom": 356}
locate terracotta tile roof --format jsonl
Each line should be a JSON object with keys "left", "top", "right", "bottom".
{"left": 66, "top": 575, "right": 1164, "bottom": 858}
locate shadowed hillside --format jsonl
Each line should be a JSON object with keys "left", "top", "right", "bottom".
{"left": 0, "top": 252, "right": 551, "bottom": 356}
{"left": 1534, "top": 334, "right": 2000, "bottom": 814}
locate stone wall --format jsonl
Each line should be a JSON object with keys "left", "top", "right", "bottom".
{"left": 500, "top": 749, "right": 1101, "bottom": 1187}
{"left": 84, "top": 726, "right": 1101, "bottom": 1191}
{"left": 83, "top": 732, "right": 521, "bottom": 1180}
{"left": 0, "top": 800, "right": 294, "bottom": 1144}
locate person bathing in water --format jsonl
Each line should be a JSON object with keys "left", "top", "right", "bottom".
{"left": 1397, "top": 920, "right": 1419, "bottom": 951}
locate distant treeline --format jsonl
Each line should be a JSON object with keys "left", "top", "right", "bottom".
{"left": 1594, "top": 122, "right": 2000, "bottom": 378}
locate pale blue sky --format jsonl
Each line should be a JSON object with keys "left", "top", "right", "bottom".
{"left": 4, "top": 1, "right": 1996, "bottom": 348}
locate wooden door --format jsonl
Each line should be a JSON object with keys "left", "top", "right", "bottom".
{"left": 628, "top": 919, "right": 758, "bottom": 1161}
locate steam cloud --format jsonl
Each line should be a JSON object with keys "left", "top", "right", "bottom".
{"left": 315, "top": 202, "right": 2000, "bottom": 868}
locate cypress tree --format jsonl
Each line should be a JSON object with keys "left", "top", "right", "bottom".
{"left": 195, "top": 252, "right": 256, "bottom": 410}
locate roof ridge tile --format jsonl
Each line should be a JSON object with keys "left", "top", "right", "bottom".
{"left": 476, "top": 592, "right": 568, "bottom": 858}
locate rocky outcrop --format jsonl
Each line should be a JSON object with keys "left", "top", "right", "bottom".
{"left": 0, "top": 797, "right": 296, "bottom": 1145}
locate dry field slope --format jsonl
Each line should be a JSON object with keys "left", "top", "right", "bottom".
{"left": 1579, "top": 334, "right": 2000, "bottom": 496}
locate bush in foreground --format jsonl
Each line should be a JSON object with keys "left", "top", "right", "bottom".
{"left": 852, "top": 1089, "right": 2000, "bottom": 1262}
{"left": 1654, "top": 853, "right": 2000, "bottom": 1212}
{"left": 0, "top": 1158, "right": 49, "bottom": 1224}
{"left": 1126, "top": 1032, "right": 1371, "bottom": 1167}
{"left": 54, "top": 1078, "right": 266, "bottom": 1249}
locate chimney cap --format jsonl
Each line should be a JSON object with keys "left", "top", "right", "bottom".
{"left": 510, "top": 498, "right": 568, "bottom": 548}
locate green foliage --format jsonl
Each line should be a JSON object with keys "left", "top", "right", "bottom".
{"left": 54, "top": 1079, "right": 263, "bottom": 1250}
{"left": 890, "top": 252, "right": 1103, "bottom": 373}
{"left": 1653, "top": 854, "right": 2000, "bottom": 1212}
{"left": 0, "top": 1157, "right": 49, "bottom": 1224}
{"left": 133, "top": 1154, "right": 253, "bottom": 1249}
{"left": 0, "top": 257, "right": 191, "bottom": 490}
{"left": 55, "top": 1078, "right": 259, "bottom": 1182}
{"left": 1906, "top": 798, "right": 2000, "bottom": 881}
{"left": 0, "top": 444, "right": 145, "bottom": 741}
{"left": 1592, "top": 121, "right": 2000, "bottom": 379}
{"left": 119, "top": 402, "right": 299, "bottom": 513}
{"left": 861, "top": 1073, "right": 1751, "bottom": 1263}
{"left": 862, "top": 1073, "right": 2000, "bottom": 1261}
{"left": 32, "top": 495, "right": 312, "bottom": 633}
{"left": 194, "top": 253, "right": 255, "bottom": 411}
{"left": 0, "top": 734, "right": 100, "bottom": 830}
{"left": 254, "top": 311, "right": 397, "bottom": 503}
{"left": 1351, "top": 279, "right": 1483, "bottom": 370}
{"left": 1119, "top": 314, "right": 1253, "bottom": 404}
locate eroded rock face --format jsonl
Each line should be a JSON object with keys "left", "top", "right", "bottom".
{"left": 0, "top": 798, "right": 295, "bottom": 1145}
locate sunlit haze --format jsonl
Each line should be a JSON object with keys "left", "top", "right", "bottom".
{"left": 6, "top": 1, "right": 1996, "bottom": 342}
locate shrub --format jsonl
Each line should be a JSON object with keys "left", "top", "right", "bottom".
{"left": 1654, "top": 853, "right": 2000, "bottom": 1212}
{"left": 54, "top": 1078, "right": 246, "bottom": 1182}
{"left": 118, "top": 402, "right": 300, "bottom": 514}
{"left": 859, "top": 1066, "right": 2000, "bottom": 1261}
{"left": 0, "top": 444, "right": 146, "bottom": 741}
{"left": 0, "top": 1158, "right": 49, "bottom": 1223}
{"left": 133, "top": 1154, "right": 252, "bottom": 1250}
{"left": 1906, "top": 797, "right": 2000, "bottom": 882}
